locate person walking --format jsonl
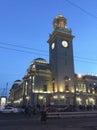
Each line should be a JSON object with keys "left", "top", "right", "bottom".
{"left": 24, "top": 106, "right": 29, "bottom": 117}
{"left": 40, "top": 108, "right": 47, "bottom": 124}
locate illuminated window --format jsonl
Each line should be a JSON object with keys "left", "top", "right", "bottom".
{"left": 76, "top": 83, "right": 86, "bottom": 92}
{"left": 32, "top": 64, "right": 35, "bottom": 69}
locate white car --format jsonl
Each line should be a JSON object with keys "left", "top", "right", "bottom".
{"left": 0, "top": 107, "right": 19, "bottom": 113}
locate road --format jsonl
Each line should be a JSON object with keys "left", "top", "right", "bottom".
{"left": 0, "top": 113, "right": 97, "bottom": 130}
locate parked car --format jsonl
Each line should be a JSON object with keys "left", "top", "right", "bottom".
{"left": 0, "top": 107, "right": 20, "bottom": 113}
{"left": 64, "top": 105, "right": 76, "bottom": 112}
{"left": 0, "top": 107, "right": 4, "bottom": 113}
{"left": 55, "top": 105, "right": 66, "bottom": 112}
{"left": 46, "top": 106, "right": 59, "bottom": 112}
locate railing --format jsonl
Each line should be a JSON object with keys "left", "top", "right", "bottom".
{"left": 46, "top": 111, "right": 97, "bottom": 118}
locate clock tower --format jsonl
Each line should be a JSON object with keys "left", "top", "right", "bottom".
{"left": 48, "top": 14, "right": 75, "bottom": 105}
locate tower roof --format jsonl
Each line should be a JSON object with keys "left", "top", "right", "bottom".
{"left": 53, "top": 14, "right": 67, "bottom": 29}
{"left": 55, "top": 14, "right": 66, "bottom": 20}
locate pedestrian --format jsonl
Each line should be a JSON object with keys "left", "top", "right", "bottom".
{"left": 40, "top": 108, "right": 47, "bottom": 124}
{"left": 24, "top": 106, "right": 29, "bottom": 117}
{"left": 33, "top": 106, "right": 36, "bottom": 115}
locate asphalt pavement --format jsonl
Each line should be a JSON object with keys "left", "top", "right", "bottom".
{"left": 0, "top": 113, "right": 97, "bottom": 130}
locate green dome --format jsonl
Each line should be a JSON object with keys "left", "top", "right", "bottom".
{"left": 30, "top": 58, "right": 48, "bottom": 65}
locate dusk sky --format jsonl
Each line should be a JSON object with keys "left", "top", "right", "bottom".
{"left": 0, "top": 0, "right": 97, "bottom": 96}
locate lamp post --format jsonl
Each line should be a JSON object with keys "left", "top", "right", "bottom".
{"left": 50, "top": 78, "right": 55, "bottom": 106}
{"left": 74, "top": 79, "right": 77, "bottom": 110}
{"left": 64, "top": 76, "right": 71, "bottom": 106}
{"left": 29, "top": 75, "right": 35, "bottom": 106}
{"left": 52, "top": 78, "right": 55, "bottom": 93}
{"left": 28, "top": 76, "right": 32, "bottom": 106}
{"left": 23, "top": 75, "right": 29, "bottom": 107}
{"left": 32, "top": 76, "right": 35, "bottom": 106}
{"left": 64, "top": 76, "right": 70, "bottom": 92}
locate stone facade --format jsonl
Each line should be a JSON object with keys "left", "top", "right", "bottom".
{"left": 9, "top": 15, "right": 97, "bottom": 109}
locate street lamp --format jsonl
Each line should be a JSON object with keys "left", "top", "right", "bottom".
{"left": 50, "top": 78, "right": 55, "bottom": 106}
{"left": 74, "top": 74, "right": 82, "bottom": 110}
{"left": 28, "top": 76, "right": 33, "bottom": 106}
{"left": 52, "top": 78, "right": 55, "bottom": 93}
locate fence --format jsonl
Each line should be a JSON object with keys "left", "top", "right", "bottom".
{"left": 47, "top": 111, "right": 97, "bottom": 118}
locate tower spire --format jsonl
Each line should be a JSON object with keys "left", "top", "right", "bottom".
{"left": 53, "top": 14, "right": 67, "bottom": 30}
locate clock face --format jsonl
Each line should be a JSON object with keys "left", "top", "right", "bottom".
{"left": 62, "top": 41, "right": 68, "bottom": 48}
{"left": 51, "top": 43, "right": 55, "bottom": 49}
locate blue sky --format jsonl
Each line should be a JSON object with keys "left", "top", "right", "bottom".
{"left": 0, "top": 0, "right": 97, "bottom": 95}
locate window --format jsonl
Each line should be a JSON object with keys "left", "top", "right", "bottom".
{"left": 52, "top": 82, "right": 55, "bottom": 92}
{"left": 43, "top": 85, "right": 47, "bottom": 92}
{"left": 76, "top": 82, "right": 86, "bottom": 93}
{"left": 65, "top": 85, "right": 69, "bottom": 91}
